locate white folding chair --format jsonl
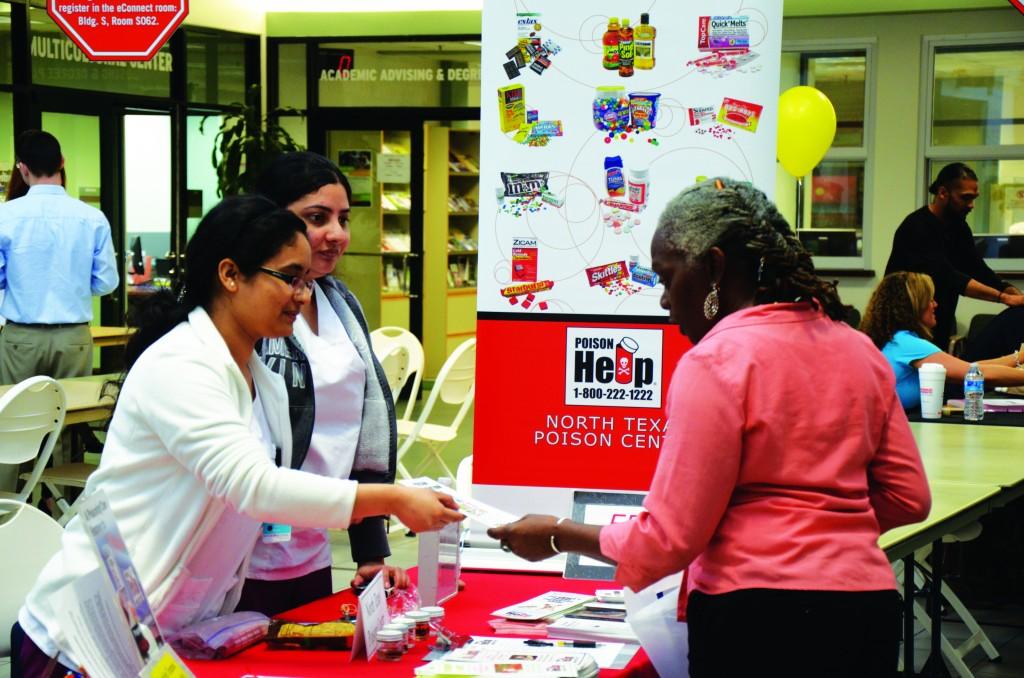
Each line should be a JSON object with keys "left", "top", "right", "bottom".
{"left": 0, "top": 499, "right": 64, "bottom": 656}
{"left": 396, "top": 338, "right": 476, "bottom": 482}
{"left": 455, "top": 455, "right": 473, "bottom": 498}
{"left": 377, "top": 344, "right": 411, "bottom": 405}
{"left": 370, "top": 326, "right": 425, "bottom": 423}
{"left": 893, "top": 528, "right": 1000, "bottom": 678}
{"left": 0, "top": 376, "right": 66, "bottom": 504}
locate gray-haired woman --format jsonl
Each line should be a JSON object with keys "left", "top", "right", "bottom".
{"left": 490, "top": 178, "right": 930, "bottom": 677}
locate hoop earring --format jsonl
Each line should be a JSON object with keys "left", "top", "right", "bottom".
{"left": 703, "top": 283, "right": 720, "bottom": 320}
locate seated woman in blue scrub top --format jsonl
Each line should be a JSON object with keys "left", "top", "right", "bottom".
{"left": 861, "top": 271, "right": 1024, "bottom": 408}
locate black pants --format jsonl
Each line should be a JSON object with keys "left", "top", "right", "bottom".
{"left": 10, "top": 622, "right": 72, "bottom": 678}
{"left": 687, "top": 588, "right": 901, "bottom": 678}
{"left": 964, "top": 306, "right": 1024, "bottom": 362}
{"left": 235, "top": 566, "right": 334, "bottom": 617}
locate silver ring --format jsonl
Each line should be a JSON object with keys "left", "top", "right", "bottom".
{"left": 500, "top": 541, "right": 512, "bottom": 553}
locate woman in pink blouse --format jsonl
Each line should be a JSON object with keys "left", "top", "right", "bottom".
{"left": 489, "top": 178, "right": 931, "bottom": 677}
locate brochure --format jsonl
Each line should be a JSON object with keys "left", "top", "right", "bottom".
{"left": 546, "top": 616, "right": 639, "bottom": 644}
{"left": 415, "top": 660, "right": 582, "bottom": 676}
{"left": 57, "top": 491, "right": 194, "bottom": 678}
{"left": 462, "top": 636, "right": 631, "bottom": 670}
{"left": 400, "top": 477, "right": 520, "bottom": 528}
{"left": 491, "top": 591, "right": 595, "bottom": 621}
{"left": 441, "top": 646, "right": 599, "bottom": 677}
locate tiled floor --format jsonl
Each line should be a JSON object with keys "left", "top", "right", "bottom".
{"left": 913, "top": 605, "right": 1024, "bottom": 677}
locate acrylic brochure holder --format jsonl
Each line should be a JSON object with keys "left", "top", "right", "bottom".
{"left": 418, "top": 520, "right": 462, "bottom": 606}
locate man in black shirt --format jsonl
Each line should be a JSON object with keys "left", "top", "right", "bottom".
{"left": 885, "top": 162, "right": 1024, "bottom": 351}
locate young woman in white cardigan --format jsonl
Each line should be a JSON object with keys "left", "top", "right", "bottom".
{"left": 12, "top": 195, "right": 462, "bottom": 677}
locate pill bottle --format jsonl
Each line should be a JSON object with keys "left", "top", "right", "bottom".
{"left": 605, "top": 156, "right": 625, "bottom": 198}
{"left": 374, "top": 628, "right": 404, "bottom": 662}
{"left": 628, "top": 167, "right": 650, "bottom": 205}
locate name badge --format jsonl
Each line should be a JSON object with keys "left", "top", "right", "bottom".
{"left": 261, "top": 522, "right": 292, "bottom": 543}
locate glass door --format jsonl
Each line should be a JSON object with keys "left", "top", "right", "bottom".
{"left": 38, "top": 98, "right": 178, "bottom": 371}
{"left": 325, "top": 126, "right": 424, "bottom": 336}
{"left": 123, "top": 111, "right": 173, "bottom": 305}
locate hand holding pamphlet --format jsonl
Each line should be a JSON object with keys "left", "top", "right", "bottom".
{"left": 400, "top": 477, "right": 521, "bottom": 528}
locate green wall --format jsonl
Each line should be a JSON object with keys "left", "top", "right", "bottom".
{"left": 267, "top": 11, "right": 481, "bottom": 37}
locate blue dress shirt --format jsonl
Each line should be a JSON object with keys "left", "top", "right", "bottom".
{"left": 0, "top": 184, "right": 119, "bottom": 323}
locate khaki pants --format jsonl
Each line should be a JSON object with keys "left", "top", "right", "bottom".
{"left": 0, "top": 322, "right": 93, "bottom": 492}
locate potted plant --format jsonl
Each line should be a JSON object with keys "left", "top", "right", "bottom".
{"left": 202, "top": 84, "right": 305, "bottom": 196}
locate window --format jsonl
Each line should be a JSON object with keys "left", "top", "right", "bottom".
{"left": 186, "top": 30, "right": 249, "bottom": 106}
{"left": 276, "top": 42, "right": 307, "bottom": 110}
{"left": 0, "top": 2, "right": 13, "bottom": 85}
{"left": 925, "top": 40, "right": 1024, "bottom": 270}
{"left": 776, "top": 44, "right": 874, "bottom": 270}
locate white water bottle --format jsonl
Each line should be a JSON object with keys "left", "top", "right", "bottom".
{"left": 963, "top": 363, "right": 984, "bottom": 422}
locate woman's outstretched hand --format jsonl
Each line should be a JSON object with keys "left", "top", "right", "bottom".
{"left": 393, "top": 487, "right": 464, "bottom": 533}
{"left": 488, "top": 514, "right": 561, "bottom": 562}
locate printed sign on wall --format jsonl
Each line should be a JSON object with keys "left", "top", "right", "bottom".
{"left": 473, "top": 0, "right": 783, "bottom": 515}
{"left": 564, "top": 328, "right": 662, "bottom": 409}
{"left": 47, "top": 0, "right": 187, "bottom": 61}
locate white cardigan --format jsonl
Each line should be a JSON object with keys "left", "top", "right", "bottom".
{"left": 20, "top": 307, "right": 359, "bottom": 662}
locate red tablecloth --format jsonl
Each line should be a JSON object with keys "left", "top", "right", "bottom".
{"left": 185, "top": 570, "right": 658, "bottom": 677}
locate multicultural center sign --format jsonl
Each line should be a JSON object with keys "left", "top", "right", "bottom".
{"left": 473, "top": 0, "right": 783, "bottom": 515}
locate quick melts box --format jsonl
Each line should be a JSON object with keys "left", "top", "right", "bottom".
{"left": 497, "top": 84, "right": 526, "bottom": 133}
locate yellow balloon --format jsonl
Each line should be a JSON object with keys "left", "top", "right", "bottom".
{"left": 777, "top": 86, "right": 837, "bottom": 179}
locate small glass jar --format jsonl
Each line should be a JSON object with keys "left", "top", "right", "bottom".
{"left": 420, "top": 605, "right": 445, "bottom": 643}
{"left": 391, "top": 615, "right": 416, "bottom": 647}
{"left": 406, "top": 609, "right": 431, "bottom": 641}
{"left": 380, "top": 623, "right": 408, "bottom": 653}
{"left": 374, "top": 628, "right": 404, "bottom": 662}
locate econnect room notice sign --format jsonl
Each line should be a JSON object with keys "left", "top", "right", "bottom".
{"left": 47, "top": 0, "right": 188, "bottom": 61}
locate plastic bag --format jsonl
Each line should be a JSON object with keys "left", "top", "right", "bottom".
{"left": 386, "top": 581, "right": 421, "bottom": 618}
{"left": 168, "top": 611, "right": 270, "bottom": 660}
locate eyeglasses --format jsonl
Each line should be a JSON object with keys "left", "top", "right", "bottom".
{"left": 259, "top": 267, "right": 314, "bottom": 296}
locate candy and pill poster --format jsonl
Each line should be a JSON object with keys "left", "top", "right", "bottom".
{"left": 473, "top": 1, "right": 782, "bottom": 514}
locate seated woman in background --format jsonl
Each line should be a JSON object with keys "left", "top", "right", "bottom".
{"left": 861, "top": 271, "right": 1024, "bottom": 409}
{"left": 12, "top": 195, "right": 462, "bottom": 678}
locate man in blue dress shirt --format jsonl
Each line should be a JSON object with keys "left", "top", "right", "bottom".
{"left": 0, "top": 130, "right": 118, "bottom": 490}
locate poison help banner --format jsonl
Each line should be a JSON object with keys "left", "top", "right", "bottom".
{"left": 473, "top": 0, "right": 783, "bottom": 517}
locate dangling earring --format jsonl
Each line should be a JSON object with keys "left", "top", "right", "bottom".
{"left": 703, "top": 283, "right": 720, "bottom": 320}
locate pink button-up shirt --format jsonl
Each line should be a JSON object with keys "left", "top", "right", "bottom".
{"left": 600, "top": 303, "right": 931, "bottom": 600}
